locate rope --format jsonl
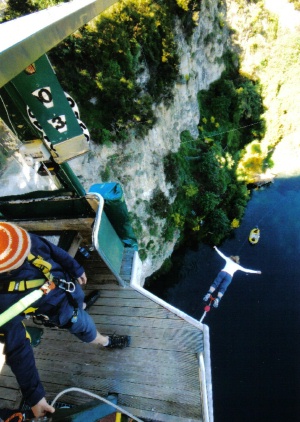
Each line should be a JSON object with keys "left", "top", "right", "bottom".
{"left": 200, "top": 297, "right": 214, "bottom": 322}
{"left": 181, "top": 121, "right": 262, "bottom": 147}
{"left": 0, "top": 95, "right": 18, "bottom": 137}
{"left": 199, "top": 310, "right": 207, "bottom": 323}
{"left": 50, "top": 387, "right": 144, "bottom": 422}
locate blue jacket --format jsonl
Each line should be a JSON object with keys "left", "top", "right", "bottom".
{"left": 0, "top": 233, "right": 85, "bottom": 407}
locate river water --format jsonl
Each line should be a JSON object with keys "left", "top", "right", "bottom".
{"left": 147, "top": 176, "right": 300, "bottom": 422}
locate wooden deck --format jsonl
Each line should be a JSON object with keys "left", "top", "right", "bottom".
{"left": 0, "top": 251, "right": 205, "bottom": 422}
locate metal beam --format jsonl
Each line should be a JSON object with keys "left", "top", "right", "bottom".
{"left": 0, "top": 0, "right": 117, "bottom": 88}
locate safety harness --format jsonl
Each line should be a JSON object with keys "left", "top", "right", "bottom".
{"left": 0, "top": 252, "right": 78, "bottom": 328}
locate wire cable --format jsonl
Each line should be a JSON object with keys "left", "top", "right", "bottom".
{"left": 0, "top": 95, "right": 18, "bottom": 136}
{"left": 50, "top": 387, "right": 144, "bottom": 422}
{"left": 181, "top": 121, "right": 262, "bottom": 146}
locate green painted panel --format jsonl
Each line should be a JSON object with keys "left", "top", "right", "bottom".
{"left": 6, "top": 55, "right": 89, "bottom": 163}
{"left": 96, "top": 211, "right": 124, "bottom": 277}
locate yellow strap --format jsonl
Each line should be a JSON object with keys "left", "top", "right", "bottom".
{"left": 7, "top": 279, "right": 45, "bottom": 292}
{"left": 22, "top": 322, "right": 31, "bottom": 341}
{"left": 27, "top": 253, "right": 53, "bottom": 280}
{"left": 24, "top": 307, "right": 38, "bottom": 314}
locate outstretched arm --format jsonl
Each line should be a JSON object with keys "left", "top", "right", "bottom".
{"left": 213, "top": 246, "right": 227, "bottom": 260}
{"left": 238, "top": 265, "right": 261, "bottom": 274}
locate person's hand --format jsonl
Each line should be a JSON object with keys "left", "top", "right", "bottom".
{"left": 257, "top": 271, "right": 262, "bottom": 274}
{"left": 77, "top": 272, "right": 87, "bottom": 285}
{"left": 213, "top": 246, "right": 217, "bottom": 249}
{"left": 32, "top": 397, "right": 55, "bottom": 417}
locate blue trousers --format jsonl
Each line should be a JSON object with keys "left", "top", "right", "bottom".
{"left": 211, "top": 271, "right": 232, "bottom": 295}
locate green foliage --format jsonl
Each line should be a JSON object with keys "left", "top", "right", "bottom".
{"left": 147, "top": 217, "right": 159, "bottom": 236}
{"left": 183, "top": 184, "right": 198, "bottom": 197}
{"left": 151, "top": 188, "right": 170, "bottom": 218}
{"left": 162, "top": 219, "right": 177, "bottom": 242}
{"left": 288, "top": 0, "right": 300, "bottom": 11}
{"left": 198, "top": 52, "right": 265, "bottom": 152}
{"left": 156, "top": 51, "right": 263, "bottom": 247}
{"left": 1, "top": 0, "right": 61, "bottom": 21}
{"left": 169, "top": 0, "right": 201, "bottom": 38}
{"left": 99, "top": 165, "right": 111, "bottom": 182}
{"left": 129, "top": 212, "right": 143, "bottom": 239}
{"left": 171, "top": 212, "right": 185, "bottom": 228}
{"left": 138, "top": 248, "right": 147, "bottom": 261}
{"left": 206, "top": 208, "right": 231, "bottom": 245}
{"left": 198, "top": 191, "right": 220, "bottom": 214}
{"left": 0, "top": 149, "right": 7, "bottom": 173}
{"left": 163, "top": 153, "right": 179, "bottom": 185}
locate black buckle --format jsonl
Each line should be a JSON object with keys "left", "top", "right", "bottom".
{"left": 33, "top": 314, "right": 56, "bottom": 328}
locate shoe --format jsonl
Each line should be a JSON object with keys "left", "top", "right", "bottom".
{"left": 106, "top": 334, "right": 131, "bottom": 349}
{"left": 203, "top": 293, "right": 211, "bottom": 302}
{"left": 84, "top": 290, "right": 100, "bottom": 310}
{"left": 213, "top": 298, "right": 220, "bottom": 308}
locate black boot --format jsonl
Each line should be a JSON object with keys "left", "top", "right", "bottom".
{"left": 106, "top": 334, "right": 131, "bottom": 349}
{"left": 84, "top": 290, "right": 100, "bottom": 310}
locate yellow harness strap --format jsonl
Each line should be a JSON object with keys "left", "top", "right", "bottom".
{"left": 7, "top": 279, "right": 45, "bottom": 292}
{"left": 2, "top": 253, "right": 52, "bottom": 293}
{"left": 0, "top": 252, "right": 56, "bottom": 327}
{"left": 27, "top": 253, "right": 53, "bottom": 281}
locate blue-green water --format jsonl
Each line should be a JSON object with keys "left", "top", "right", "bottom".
{"left": 148, "top": 177, "right": 300, "bottom": 422}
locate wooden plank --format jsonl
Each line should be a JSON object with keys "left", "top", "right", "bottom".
{"left": 88, "top": 297, "right": 166, "bottom": 310}
{"left": 32, "top": 338, "right": 199, "bottom": 366}
{"left": 30, "top": 337, "right": 199, "bottom": 375}
{"left": 35, "top": 367, "right": 200, "bottom": 406}
{"left": 34, "top": 361, "right": 198, "bottom": 393}
{"left": 85, "top": 304, "right": 179, "bottom": 319}
{"left": 120, "top": 405, "right": 203, "bottom": 422}
{"left": 0, "top": 383, "right": 21, "bottom": 405}
{"left": 29, "top": 324, "right": 203, "bottom": 353}
{"left": 30, "top": 322, "right": 203, "bottom": 354}
{"left": 116, "top": 395, "right": 201, "bottom": 420}
{"left": 32, "top": 356, "right": 199, "bottom": 390}
{"left": 90, "top": 314, "right": 197, "bottom": 330}
{"left": 33, "top": 353, "right": 199, "bottom": 387}
{"left": 18, "top": 218, "right": 95, "bottom": 233}
{"left": 85, "top": 287, "right": 146, "bottom": 298}
{"left": 82, "top": 285, "right": 144, "bottom": 298}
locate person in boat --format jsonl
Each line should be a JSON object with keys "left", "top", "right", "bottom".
{"left": 0, "top": 222, "right": 130, "bottom": 418}
{"left": 203, "top": 246, "right": 262, "bottom": 308}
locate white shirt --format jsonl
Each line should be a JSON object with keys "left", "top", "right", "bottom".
{"left": 215, "top": 247, "right": 260, "bottom": 277}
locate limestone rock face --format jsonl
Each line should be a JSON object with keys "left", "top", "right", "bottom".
{"left": 70, "top": 0, "right": 227, "bottom": 282}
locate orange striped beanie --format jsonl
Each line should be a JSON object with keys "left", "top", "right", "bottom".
{"left": 0, "top": 223, "right": 31, "bottom": 273}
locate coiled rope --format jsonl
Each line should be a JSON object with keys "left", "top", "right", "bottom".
{"left": 51, "top": 387, "right": 144, "bottom": 422}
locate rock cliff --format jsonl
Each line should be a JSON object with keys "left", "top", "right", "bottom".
{"left": 70, "top": 0, "right": 228, "bottom": 282}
